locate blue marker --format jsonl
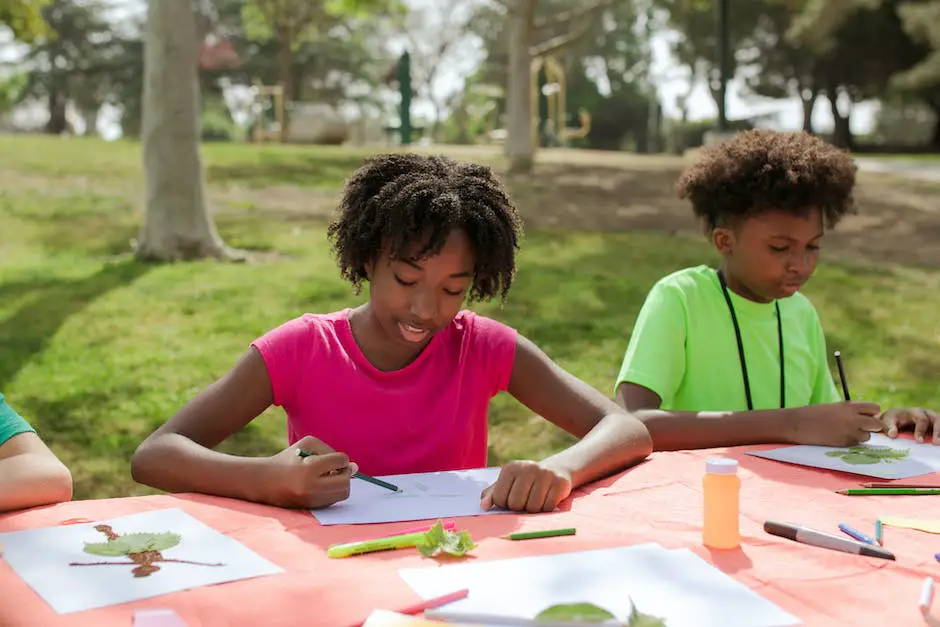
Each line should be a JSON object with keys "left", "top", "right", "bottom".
{"left": 935, "top": 553, "right": 939, "bottom": 563}
{"left": 839, "top": 523, "right": 875, "bottom": 545}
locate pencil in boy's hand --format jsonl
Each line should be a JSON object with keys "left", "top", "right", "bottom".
{"left": 834, "top": 351, "right": 851, "bottom": 401}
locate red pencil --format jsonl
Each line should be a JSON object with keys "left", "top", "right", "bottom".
{"left": 396, "top": 588, "right": 470, "bottom": 616}
{"left": 349, "top": 589, "right": 470, "bottom": 627}
{"left": 861, "top": 482, "right": 940, "bottom": 489}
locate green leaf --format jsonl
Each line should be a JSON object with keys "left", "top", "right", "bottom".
{"left": 536, "top": 603, "right": 618, "bottom": 623}
{"left": 83, "top": 532, "right": 181, "bottom": 556}
{"left": 841, "top": 453, "right": 880, "bottom": 465}
{"left": 415, "top": 521, "right": 476, "bottom": 557}
{"left": 825, "top": 451, "right": 844, "bottom": 457}
{"left": 628, "top": 602, "right": 668, "bottom": 627}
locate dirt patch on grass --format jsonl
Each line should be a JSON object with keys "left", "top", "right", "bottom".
{"left": 4, "top": 145, "right": 939, "bottom": 267}
{"left": 208, "top": 149, "right": 940, "bottom": 267}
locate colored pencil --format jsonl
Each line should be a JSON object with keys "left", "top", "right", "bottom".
{"left": 295, "top": 448, "right": 401, "bottom": 492}
{"left": 836, "top": 488, "right": 940, "bottom": 496}
{"left": 395, "top": 588, "right": 470, "bottom": 616}
{"left": 347, "top": 589, "right": 470, "bottom": 627}
{"left": 834, "top": 351, "right": 851, "bottom": 401}
{"left": 860, "top": 482, "right": 940, "bottom": 489}
{"left": 875, "top": 519, "right": 883, "bottom": 546}
{"left": 501, "top": 527, "right": 577, "bottom": 541}
{"left": 764, "top": 520, "right": 895, "bottom": 560}
{"left": 838, "top": 523, "right": 875, "bottom": 545}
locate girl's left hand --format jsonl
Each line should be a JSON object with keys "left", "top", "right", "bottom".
{"left": 881, "top": 407, "right": 940, "bottom": 444}
{"left": 480, "top": 460, "right": 572, "bottom": 513}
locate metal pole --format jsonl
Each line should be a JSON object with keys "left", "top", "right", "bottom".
{"left": 398, "top": 51, "right": 412, "bottom": 145}
{"left": 716, "top": 0, "right": 730, "bottom": 131}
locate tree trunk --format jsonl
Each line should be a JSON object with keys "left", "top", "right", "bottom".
{"left": 505, "top": 0, "right": 535, "bottom": 174}
{"left": 45, "top": 89, "right": 68, "bottom": 135}
{"left": 800, "top": 88, "right": 818, "bottom": 134}
{"left": 827, "top": 85, "right": 853, "bottom": 150}
{"left": 136, "top": 0, "right": 236, "bottom": 262}
{"left": 929, "top": 101, "right": 940, "bottom": 150}
{"left": 277, "top": 32, "right": 293, "bottom": 142}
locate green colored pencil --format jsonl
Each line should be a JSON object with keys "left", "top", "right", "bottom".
{"left": 836, "top": 488, "right": 940, "bottom": 496}
{"left": 502, "top": 527, "right": 577, "bottom": 541}
{"left": 295, "top": 448, "right": 402, "bottom": 492}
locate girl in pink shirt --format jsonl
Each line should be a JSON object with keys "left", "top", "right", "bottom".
{"left": 132, "top": 153, "right": 652, "bottom": 513}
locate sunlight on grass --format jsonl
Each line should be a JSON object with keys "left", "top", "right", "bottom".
{"left": 2, "top": 136, "right": 940, "bottom": 500}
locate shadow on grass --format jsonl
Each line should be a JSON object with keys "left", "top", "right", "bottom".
{"left": 206, "top": 152, "right": 369, "bottom": 189}
{"left": 0, "top": 260, "right": 151, "bottom": 390}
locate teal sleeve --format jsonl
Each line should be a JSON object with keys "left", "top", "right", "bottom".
{"left": 613, "top": 281, "right": 687, "bottom": 405}
{"left": 0, "top": 393, "right": 35, "bottom": 446}
{"left": 808, "top": 311, "right": 841, "bottom": 405}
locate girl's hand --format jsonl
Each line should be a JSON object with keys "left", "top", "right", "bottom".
{"left": 480, "top": 460, "right": 572, "bottom": 513}
{"left": 264, "top": 436, "right": 358, "bottom": 509}
{"left": 881, "top": 407, "right": 940, "bottom": 444}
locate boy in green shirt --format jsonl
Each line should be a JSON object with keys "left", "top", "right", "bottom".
{"left": 0, "top": 393, "right": 72, "bottom": 511}
{"left": 615, "top": 130, "right": 939, "bottom": 451}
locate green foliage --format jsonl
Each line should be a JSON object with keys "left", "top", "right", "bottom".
{"left": 83, "top": 532, "right": 181, "bottom": 556}
{"left": 416, "top": 521, "right": 476, "bottom": 558}
{"left": 535, "top": 601, "right": 667, "bottom": 626}
{"left": 0, "top": 73, "right": 28, "bottom": 113}
{"left": 536, "top": 603, "right": 618, "bottom": 623}
{"left": 0, "top": 0, "right": 52, "bottom": 42}
{"left": 825, "top": 445, "right": 910, "bottom": 465}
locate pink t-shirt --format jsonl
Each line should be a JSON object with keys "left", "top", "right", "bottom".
{"left": 251, "top": 309, "right": 517, "bottom": 476}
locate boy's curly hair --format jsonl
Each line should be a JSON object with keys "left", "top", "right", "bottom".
{"left": 326, "top": 153, "right": 523, "bottom": 302}
{"left": 676, "top": 129, "right": 858, "bottom": 230}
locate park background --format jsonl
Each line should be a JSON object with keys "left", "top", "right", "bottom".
{"left": 1, "top": 0, "right": 939, "bottom": 501}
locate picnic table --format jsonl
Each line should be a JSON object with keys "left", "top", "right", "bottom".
{"left": 1, "top": 442, "right": 936, "bottom": 626}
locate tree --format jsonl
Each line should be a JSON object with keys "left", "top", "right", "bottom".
{"left": 741, "top": 0, "right": 821, "bottom": 133}
{"left": 503, "top": 0, "right": 620, "bottom": 173}
{"left": 892, "top": 1, "right": 940, "bottom": 146}
{"left": 403, "top": 0, "right": 476, "bottom": 141}
{"left": 135, "top": 0, "right": 238, "bottom": 262}
{"left": 0, "top": 0, "right": 51, "bottom": 42}
{"left": 241, "top": 0, "right": 402, "bottom": 140}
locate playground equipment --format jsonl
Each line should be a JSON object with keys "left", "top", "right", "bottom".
{"left": 250, "top": 81, "right": 285, "bottom": 143}
{"left": 531, "top": 55, "right": 591, "bottom": 146}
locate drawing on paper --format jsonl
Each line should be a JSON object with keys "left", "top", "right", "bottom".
{"left": 824, "top": 445, "right": 910, "bottom": 465}
{"left": 69, "top": 524, "right": 225, "bottom": 578}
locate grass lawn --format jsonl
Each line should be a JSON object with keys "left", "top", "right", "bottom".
{"left": 2, "top": 135, "right": 940, "bottom": 501}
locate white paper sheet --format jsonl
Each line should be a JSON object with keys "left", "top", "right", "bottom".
{"left": 748, "top": 433, "right": 940, "bottom": 479}
{"left": 311, "top": 467, "right": 512, "bottom": 525}
{"left": 0, "top": 508, "right": 283, "bottom": 614}
{"left": 400, "top": 543, "right": 801, "bottom": 627}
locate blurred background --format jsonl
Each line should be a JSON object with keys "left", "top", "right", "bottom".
{"left": 1, "top": 0, "right": 938, "bottom": 502}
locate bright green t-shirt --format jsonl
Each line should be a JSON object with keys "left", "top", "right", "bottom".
{"left": 615, "top": 265, "right": 840, "bottom": 411}
{"left": 0, "top": 393, "right": 35, "bottom": 446}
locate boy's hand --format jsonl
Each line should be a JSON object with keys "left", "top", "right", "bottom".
{"left": 791, "top": 402, "right": 883, "bottom": 446}
{"left": 264, "top": 436, "right": 358, "bottom": 509}
{"left": 881, "top": 408, "right": 940, "bottom": 444}
{"left": 480, "top": 460, "right": 572, "bottom": 513}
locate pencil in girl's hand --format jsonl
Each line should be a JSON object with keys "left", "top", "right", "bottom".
{"left": 834, "top": 351, "right": 851, "bottom": 401}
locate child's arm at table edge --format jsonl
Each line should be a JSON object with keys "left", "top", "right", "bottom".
{"left": 507, "top": 334, "right": 654, "bottom": 489}
{"left": 616, "top": 381, "right": 801, "bottom": 451}
{"left": 130, "top": 347, "right": 283, "bottom": 503}
{"left": 0, "top": 432, "right": 72, "bottom": 512}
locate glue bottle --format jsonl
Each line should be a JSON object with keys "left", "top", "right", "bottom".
{"left": 702, "top": 458, "right": 741, "bottom": 549}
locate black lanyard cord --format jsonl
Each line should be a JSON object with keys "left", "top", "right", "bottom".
{"left": 716, "top": 270, "right": 785, "bottom": 410}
